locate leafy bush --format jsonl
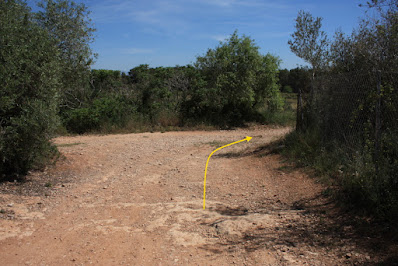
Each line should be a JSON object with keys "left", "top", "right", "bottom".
{"left": 0, "top": 0, "right": 60, "bottom": 179}
{"left": 64, "top": 107, "right": 99, "bottom": 134}
{"left": 282, "top": 128, "right": 398, "bottom": 222}
{"left": 64, "top": 96, "right": 135, "bottom": 133}
{"left": 282, "top": 85, "right": 293, "bottom": 93}
{"left": 194, "top": 31, "right": 282, "bottom": 126}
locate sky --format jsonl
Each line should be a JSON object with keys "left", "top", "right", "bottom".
{"left": 29, "top": 0, "right": 367, "bottom": 72}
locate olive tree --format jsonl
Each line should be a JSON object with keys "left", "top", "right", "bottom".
{"left": 288, "top": 10, "right": 329, "bottom": 78}
{"left": 195, "top": 31, "right": 281, "bottom": 125}
{"left": 35, "top": 0, "right": 96, "bottom": 111}
{"left": 0, "top": 0, "right": 61, "bottom": 179}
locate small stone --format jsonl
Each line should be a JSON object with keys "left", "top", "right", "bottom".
{"left": 305, "top": 251, "right": 318, "bottom": 256}
{"left": 345, "top": 253, "right": 352, "bottom": 259}
{"left": 7, "top": 203, "right": 13, "bottom": 207}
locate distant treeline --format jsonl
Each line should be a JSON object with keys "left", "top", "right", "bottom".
{"left": 64, "top": 54, "right": 292, "bottom": 134}
{"left": 277, "top": 67, "right": 311, "bottom": 94}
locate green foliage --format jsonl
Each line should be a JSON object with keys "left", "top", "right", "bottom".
{"left": 128, "top": 65, "right": 179, "bottom": 123}
{"left": 35, "top": 0, "right": 96, "bottom": 111}
{"left": 282, "top": 85, "right": 293, "bottom": 93}
{"left": 282, "top": 128, "right": 398, "bottom": 221}
{"left": 278, "top": 67, "right": 311, "bottom": 93}
{"left": 194, "top": 31, "right": 282, "bottom": 126}
{"left": 55, "top": 31, "right": 286, "bottom": 134}
{"left": 288, "top": 10, "right": 329, "bottom": 73}
{"left": 278, "top": 69, "right": 290, "bottom": 90}
{"left": 285, "top": 3, "right": 398, "bottom": 222}
{"left": 91, "top": 69, "right": 123, "bottom": 93}
{"left": 330, "top": 1, "right": 398, "bottom": 73}
{"left": 64, "top": 95, "right": 135, "bottom": 134}
{"left": 0, "top": 0, "right": 60, "bottom": 179}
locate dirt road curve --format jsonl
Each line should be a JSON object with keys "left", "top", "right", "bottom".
{"left": 0, "top": 126, "right": 396, "bottom": 265}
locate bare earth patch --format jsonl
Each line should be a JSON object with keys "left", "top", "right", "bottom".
{"left": 0, "top": 126, "right": 397, "bottom": 265}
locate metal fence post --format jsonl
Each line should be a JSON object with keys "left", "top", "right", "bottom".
{"left": 375, "top": 70, "right": 382, "bottom": 170}
{"left": 296, "top": 88, "right": 302, "bottom": 131}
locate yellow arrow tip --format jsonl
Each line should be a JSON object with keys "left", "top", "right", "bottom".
{"left": 246, "top": 136, "right": 252, "bottom": 142}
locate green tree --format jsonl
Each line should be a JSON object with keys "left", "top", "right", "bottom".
{"left": 330, "top": 0, "right": 398, "bottom": 73}
{"left": 128, "top": 65, "right": 176, "bottom": 123}
{"left": 90, "top": 69, "right": 123, "bottom": 95}
{"left": 288, "top": 10, "right": 329, "bottom": 78}
{"left": 0, "top": 0, "right": 61, "bottom": 179}
{"left": 255, "top": 54, "right": 283, "bottom": 112}
{"left": 278, "top": 69, "right": 290, "bottom": 90}
{"left": 195, "top": 31, "right": 281, "bottom": 125}
{"left": 288, "top": 67, "right": 312, "bottom": 93}
{"left": 35, "top": 0, "right": 96, "bottom": 111}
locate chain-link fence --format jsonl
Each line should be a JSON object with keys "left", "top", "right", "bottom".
{"left": 297, "top": 70, "right": 398, "bottom": 169}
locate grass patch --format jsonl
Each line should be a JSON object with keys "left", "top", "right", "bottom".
{"left": 260, "top": 110, "right": 295, "bottom": 126}
{"left": 56, "top": 142, "right": 84, "bottom": 148}
{"left": 280, "top": 129, "right": 398, "bottom": 224}
{"left": 255, "top": 93, "right": 297, "bottom": 126}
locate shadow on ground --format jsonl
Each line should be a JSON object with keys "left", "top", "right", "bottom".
{"left": 200, "top": 191, "right": 398, "bottom": 265}
{"left": 208, "top": 205, "right": 249, "bottom": 216}
{"left": 214, "top": 142, "right": 283, "bottom": 159}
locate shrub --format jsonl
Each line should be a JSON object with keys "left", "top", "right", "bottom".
{"left": 0, "top": 1, "right": 61, "bottom": 179}
{"left": 282, "top": 128, "right": 398, "bottom": 222}
{"left": 282, "top": 85, "right": 293, "bottom": 93}
{"left": 64, "top": 95, "right": 135, "bottom": 134}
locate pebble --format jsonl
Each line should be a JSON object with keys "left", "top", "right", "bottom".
{"left": 7, "top": 203, "right": 13, "bottom": 207}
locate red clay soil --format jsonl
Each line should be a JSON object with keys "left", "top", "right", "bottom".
{"left": 0, "top": 126, "right": 397, "bottom": 265}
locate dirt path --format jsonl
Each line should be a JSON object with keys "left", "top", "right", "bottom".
{"left": 0, "top": 126, "right": 396, "bottom": 265}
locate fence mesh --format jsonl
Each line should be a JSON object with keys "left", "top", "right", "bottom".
{"left": 298, "top": 70, "right": 398, "bottom": 168}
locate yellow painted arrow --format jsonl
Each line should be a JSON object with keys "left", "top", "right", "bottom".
{"left": 203, "top": 136, "right": 252, "bottom": 210}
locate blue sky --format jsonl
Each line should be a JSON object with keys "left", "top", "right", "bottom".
{"left": 29, "top": 0, "right": 366, "bottom": 72}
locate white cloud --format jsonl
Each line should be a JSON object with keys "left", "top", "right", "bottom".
{"left": 123, "top": 48, "right": 155, "bottom": 55}
{"left": 197, "top": 0, "right": 290, "bottom": 9}
{"left": 211, "top": 35, "right": 229, "bottom": 42}
{"left": 89, "top": 0, "right": 294, "bottom": 39}
{"left": 131, "top": 9, "right": 161, "bottom": 24}
{"left": 261, "top": 31, "right": 292, "bottom": 38}
{"left": 204, "top": 0, "right": 237, "bottom": 7}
